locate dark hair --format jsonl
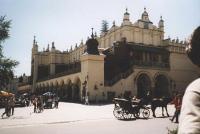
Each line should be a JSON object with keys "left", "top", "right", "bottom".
{"left": 187, "top": 26, "right": 200, "bottom": 66}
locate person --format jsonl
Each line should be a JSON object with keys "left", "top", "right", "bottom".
{"left": 1, "top": 98, "right": 9, "bottom": 118}
{"left": 25, "top": 98, "right": 29, "bottom": 107}
{"left": 33, "top": 97, "right": 37, "bottom": 113}
{"left": 85, "top": 95, "right": 89, "bottom": 105}
{"left": 178, "top": 26, "right": 200, "bottom": 134}
{"left": 54, "top": 96, "right": 59, "bottom": 108}
{"left": 47, "top": 95, "right": 53, "bottom": 108}
{"left": 170, "top": 94, "right": 182, "bottom": 123}
{"left": 37, "top": 96, "right": 43, "bottom": 113}
{"left": 1, "top": 98, "right": 12, "bottom": 118}
{"left": 10, "top": 96, "right": 15, "bottom": 115}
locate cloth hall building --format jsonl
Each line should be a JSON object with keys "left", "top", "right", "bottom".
{"left": 18, "top": 8, "right": 199, "bottom": 102}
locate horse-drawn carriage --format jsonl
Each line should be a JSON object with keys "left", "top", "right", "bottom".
{"left": 113, "top": 98, "right": 150, "bottom": 120}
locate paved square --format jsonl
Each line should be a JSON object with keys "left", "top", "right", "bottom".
{"left": 0, "top": 102, "right": 178, "bottom": 134}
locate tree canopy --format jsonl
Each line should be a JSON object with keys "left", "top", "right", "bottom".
{"left": 0, "top": 16, "right": 19, "bottom": 89}
{"left": 101, "top": 20, "right": 109, "bottom": 33}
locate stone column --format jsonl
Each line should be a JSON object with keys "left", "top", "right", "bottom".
{"left": 81, "top": 54, "right": 105, "bottom": 102}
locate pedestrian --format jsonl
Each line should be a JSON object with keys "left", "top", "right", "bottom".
{"left": 10, "top": 96, "right": 15, "bottom": 115}
{"left": 7, "top": 98, "right": 11, "bottom": 117}
{"left": 54, "top": 96, "right": 59, "bottom": 108}
{"left": 33, "top": 97, "right": 37, "bottom": 113}
{"left": 178, "top": 26, "right": 200, "bottom": 134}
{"left": 170, "top": 94, "right": 182, "bottom": 123}
{"left": 47, "top": 96, "right": 53, "bottom": 108}
{"left": 37, "top": 96, "right": 43, "bottom": 113}
{"left": 25, "top": 98, "right": 29, "bottom": 107}
{"left": 1, "top": 98, "right": 9, "bottom": 118}
{"left": 85, "top": 95, "right": 89, "bottom": 105}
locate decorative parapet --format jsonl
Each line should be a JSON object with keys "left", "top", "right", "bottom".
{"left": 163, "top": 38, "right": 187, "bottom": 54}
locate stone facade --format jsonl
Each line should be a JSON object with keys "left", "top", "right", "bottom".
{"left": 18, "top": 8, "right": 199, "bottom": 102}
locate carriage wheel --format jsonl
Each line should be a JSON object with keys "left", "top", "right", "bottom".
{"left": 142, "top": 108, "right": 150, "bottom": 119}
{"left": 133, "top": 111, "right": 140, "bottom": 118}
{"left": 113, "top": 106, "right": 123, "bottom": 119}
{"left": 132, "top": 107, "right": 140, "bottom": 118}
{"left": 122, "top": 110, "right": 132, "bottom": 120}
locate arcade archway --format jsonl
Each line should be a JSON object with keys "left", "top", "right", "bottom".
{"left": 66, "top": 80, "right": 72, "bottom": 101}
{"left": 154, "top": 74, "right": 169, "bottom": 97}
{"left": 136, "top": 73, "right": 151, "bottom": 98}
{"left": 72, "top": 78, "right": 81, "bottom": 102}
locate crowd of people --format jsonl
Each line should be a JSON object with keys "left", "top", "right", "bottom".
{"left": 1, "top": 96, "right": 15, "bottom": 118}
{"left": 0, "top": 94, "right": 60, "bottom": 118}
{"left": 32, "top": 95, "right": 60, "bottom": 113}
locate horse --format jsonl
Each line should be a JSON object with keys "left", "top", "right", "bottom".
{"left": 142, "top": 94, "right": 172, "bottom": 117}
{"left": 150, "top": 97, "right": 172, "bottom": 117}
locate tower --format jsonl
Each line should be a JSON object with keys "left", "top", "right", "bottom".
{"left": 158, "top": 16, "right": 164, "bottom": 40}
{"left": 138, "top": 7, "right": 152, "bottom": 29}
{"left": 158, "top": 16, "right": 164, "bottom": 31}
{"left": 122, "top": 8, "right": 132, "bottom": 26}
{"left": 141, "top": 7, "right": 150, "bottom": 22}
{"left": 31, "top": 36, "right": 39, "bottom": 93}
{"left": 31, "top": 36, "right": 38, "bottom": 56}
{"left": 51, "top": 41, "right": 56, "bottom": 52}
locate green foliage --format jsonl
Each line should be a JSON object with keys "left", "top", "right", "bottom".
{"left": 101, "top": 20, "right": 109, "bottom": 33}
{"left": 0, "top": 15, "right": 19, "bottom": 89}
{"left": 0, "top": 16, "right": 11, "bottom": 44}
{"left": 0, "top": 58, "right": 18, "bottom": 88}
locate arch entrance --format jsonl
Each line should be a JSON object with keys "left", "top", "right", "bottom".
{"left": 66, "top": 81, "right": 72, "bottom": 101}
{"left": 154, "top": 75, "right": 169, "bottom": 97}
{"left": 136, "top": 73, "right": 151, "bottom": 98}
{"left": 72, "top": 78, "right": 81, "bottom": 102}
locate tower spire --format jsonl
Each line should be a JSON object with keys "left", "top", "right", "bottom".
{"left": 91, "top": 28, "right": 94, "bottom": 38}
{"left": 126, "top": 8, "right": 128, "bottom": 13}
{"left": 33, "top": 35, "right": 36, "bottom": 44}
{"left": 122, "top": 7, "right": 131, "bottom": 25}
{"left": 158, "top": 15, "right": 164, "bottom": 31}
{"left": 32, "top": 35, "right": 38, "bottom": 53}
{"left": 113, "top": 20, "right": 115, "bottom": 26}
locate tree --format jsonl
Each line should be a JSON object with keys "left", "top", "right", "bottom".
{"left": 0, "top": 16, "right": 19, "bottom": 89}
{"left": 101, "top": 20, "right": 109, "bottom": 33}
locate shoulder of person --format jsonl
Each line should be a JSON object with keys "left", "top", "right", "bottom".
{"left": 186, "top": 78, "right": 200, "bottom": 93}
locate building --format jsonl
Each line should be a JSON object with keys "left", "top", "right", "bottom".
{"left": 18, "top": 8, "right": 199, "bottom": 102}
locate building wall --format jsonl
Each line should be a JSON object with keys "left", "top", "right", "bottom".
{"left": 169, "top": 52, "right": 199, "bottom": 93}
{"left": 104, "top": 67, "right": 171, "bottom": 99}
{"left": 25, "top": 9, "right": 200, "bottom": 102}
{"left": 99, "top": 26, "right": 163, "bottom": 48}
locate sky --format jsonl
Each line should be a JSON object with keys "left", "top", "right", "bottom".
{"left": 0, "top": 0, "right": 200, "bottom": 76}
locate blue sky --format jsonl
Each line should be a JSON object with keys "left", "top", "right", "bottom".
{"left": 0, "top": 0, "right": 200, "bottom": 76}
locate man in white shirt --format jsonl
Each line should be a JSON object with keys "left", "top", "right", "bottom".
{"left": 178, "top": 26, "right": 200, "bottom": 134}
